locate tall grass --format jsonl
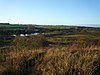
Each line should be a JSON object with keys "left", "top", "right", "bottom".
{"left": 0, "top": 45, "right": 100, "bottom": 75}
{"left": 12, "top": 35, "right": 48, "bottom": 50}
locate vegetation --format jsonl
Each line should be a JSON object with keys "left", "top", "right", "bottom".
{"left": 0, "top": 24, "right": 100, "bottom": 75}
{"left": 0, "top": 45, "right": 100, "bottom": 75}
{"left": 12, "top": 35, "right": 48, "bottom": 49}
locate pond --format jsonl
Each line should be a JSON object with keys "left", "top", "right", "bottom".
{"left": 12, "top": 33, "right": 39, "bottom": 36}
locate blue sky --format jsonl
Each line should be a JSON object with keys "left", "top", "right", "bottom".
{"left": 0, "top": 0, "right": 100, "bottom": 27}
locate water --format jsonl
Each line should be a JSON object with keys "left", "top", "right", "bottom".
{"left": 12, "top": 33, "right": 39, "bottom": 36}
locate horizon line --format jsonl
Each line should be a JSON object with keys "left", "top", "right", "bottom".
{"left": 0, "top": 22, "right": 100, "bottom": 27}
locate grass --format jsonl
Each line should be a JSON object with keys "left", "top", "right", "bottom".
{"left": 0, "top": 26, "right": 100, "bottom": 75}
{"left": 12, "top": 35, "right": 48, "bottom": 50}
{"left": 0, "top": 45, "right": 100, "bottom": 75}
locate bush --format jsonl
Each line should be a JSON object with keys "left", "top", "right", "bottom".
{"left": 12, "top": 35, "right": 48, "bottom": 49}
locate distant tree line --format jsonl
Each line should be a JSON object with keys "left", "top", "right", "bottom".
{"left": 0, "top": 23, "right": 10, "bottom": 25}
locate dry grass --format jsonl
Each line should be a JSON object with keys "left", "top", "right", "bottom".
{"left": 12, "top": 35, "right": 48, "bottom": 50}
{"left": 0, "top": 45, "right": 100, "bottom": 75}
{"left": 35, "top": 46, "right": 100, "bottom": 75}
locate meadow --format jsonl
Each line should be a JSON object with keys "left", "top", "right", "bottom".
{"left": 0, "top": 24, "right": 100, "bottom": 75}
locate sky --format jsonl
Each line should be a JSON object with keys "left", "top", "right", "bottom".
{"left": 0, "top": 0, "right": 100, "bottom": 27}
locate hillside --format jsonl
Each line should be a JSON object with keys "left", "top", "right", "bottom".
{"left": 0, "top": 24, "right": 100, "bottom": 75}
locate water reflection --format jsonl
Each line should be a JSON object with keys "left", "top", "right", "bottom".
{"left": 12, "top": 33, "right": 39, "bottom": 36}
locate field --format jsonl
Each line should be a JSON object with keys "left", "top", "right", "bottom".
{"left": 0, "top": 24, "right": 100, "bottom": 75}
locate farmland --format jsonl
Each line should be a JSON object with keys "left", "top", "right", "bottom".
{"left": 0, "top": 23, "right": 100, "bottom": 75}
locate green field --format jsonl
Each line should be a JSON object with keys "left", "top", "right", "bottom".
{"left": 0, "top": 24, "right": 27, "bottom": 30}
{"left": 0, "top": 23, "right": 77, "bottom": 30}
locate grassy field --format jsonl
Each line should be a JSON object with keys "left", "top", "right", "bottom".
{"left": 0, "top": 24, "right": 75, "bottom": 30}
{"left": 0, "top": 44, "right": 100, "bottom": 75}
{"left": 0, "top": 25, "right": 100, "bottom": 75}
{"left": 0, "top": 24, "right": 27, "bottom": 30}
